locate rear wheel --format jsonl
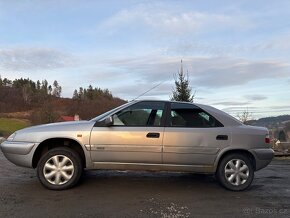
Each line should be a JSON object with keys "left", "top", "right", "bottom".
{"left": 216, "top": 153, "right": 254, "bottom": 191}
{"left": 37, "top": 147, "right": 82, "bottom": 190}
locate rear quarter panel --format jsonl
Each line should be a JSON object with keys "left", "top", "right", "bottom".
{"left": 230, "top": 125, "right": 269, "bottom": 149}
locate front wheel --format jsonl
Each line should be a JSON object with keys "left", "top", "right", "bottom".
{"left": 216, "top": 153, "right": 254, "bottom": 191}
{"left": 37, "top": 147, "right": 82, "bottom": 190}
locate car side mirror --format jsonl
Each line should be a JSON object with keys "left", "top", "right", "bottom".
{"left": 95, "top": 116, "right": 114, "bottom": 127}
{"left": 104, "top": 116, "right": 114, "bottom": 126}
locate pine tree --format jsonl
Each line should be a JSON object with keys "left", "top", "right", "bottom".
{"left": 78, "top": 87, "right": 84, "bottom": 100}
{"left": 42, "top": 80, "right": 48, "bottom": 93}
{"left": 87, "top": 85, "right": 94, "bottom": 100}
{"left": 36, "top": 80, "right": 41, "bottom": 90}
{"left": 52, "top": 80, "right": 62, "bottom": 97}
{"left": 48, "top": 85, "right": 52, "bottom": 95}
{"left": 171, "top": 60, "right": 194, "bottom": 102}
{"left": 72, "top": 89, "right": 79, "bottom": 100}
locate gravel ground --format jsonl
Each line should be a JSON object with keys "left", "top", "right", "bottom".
{"left": 0, "top": 151, "right": 289, "bottom": 218}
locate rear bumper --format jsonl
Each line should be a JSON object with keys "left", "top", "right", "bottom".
{"left": 250, "top": 148, "right": 274, "bottom": 171}
{"left": 0, "top": 141, "right": 38, "bottom": 168}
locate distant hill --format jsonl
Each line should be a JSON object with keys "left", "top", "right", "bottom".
{"left": 246, "top": 115, "right": 290, "bottom": 129}
{"left": 0, "top": 76, "right": 126, "bottom": 125}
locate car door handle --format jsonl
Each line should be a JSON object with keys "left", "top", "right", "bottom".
{"left": 146, "top": 132, "right": 160, "bottom": 138}
{"left": 216, "top": 135, "right": 228, "bottom": 140}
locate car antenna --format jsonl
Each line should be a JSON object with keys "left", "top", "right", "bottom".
{"left": 131, "top": 81, "right": 164, "bottom": 101}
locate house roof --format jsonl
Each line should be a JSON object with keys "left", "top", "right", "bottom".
{"left": 59, "top": 116, "right": 75, "bottom": 121}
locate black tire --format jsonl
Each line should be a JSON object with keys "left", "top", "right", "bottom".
{"left": 216, "top": 153, "right": 254, "bottom": 191}
{"left": 37, "top": 147, "right": 83, "bottom": 190}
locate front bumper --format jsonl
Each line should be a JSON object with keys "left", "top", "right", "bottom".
{"left": 250, "top": 148, "right": 274, "bottom": 171}
{"left": 0, "top": 141, "right": 38, "bottom": 168}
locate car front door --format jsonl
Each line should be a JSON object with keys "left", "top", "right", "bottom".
{"left": 90, "top": 101, "right": 165, "bottom": 164}
{"left": 163, "top": 102, "right": 231, "bottom": 166}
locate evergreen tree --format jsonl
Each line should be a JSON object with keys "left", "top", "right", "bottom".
{"left": 87, "top": 85, "right": 94, "bottom": 100}
{"left": 72, "top": 89, "right": 79, "bottom": 100}
{"left": 2, "top": 78, "right": 12, "bottom": 86}
{"left": 36, "top": 80, "right": 41, "bottom": 90}
{"left": 83, "top": 88, "right": 87, "bottom": 99}
{"left": 41, "top": 80, "right": 48, "bottom": 94}
{"left": 78, "top": 87, "right": 84, "bottom": 99}
{"left": 52, "top": 80, "right": 62, "bottom": 97}
{"left": 171, "top": 60, "right": 194, "bottom": 102}
{"left": 48, "top": 85, "right": 52, "bottom": 95}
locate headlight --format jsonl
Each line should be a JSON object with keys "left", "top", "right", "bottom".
{"left": 7, "top": 132, "right": 16, "bottom": 141}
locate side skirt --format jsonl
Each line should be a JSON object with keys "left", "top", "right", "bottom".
{"left": 90, "top": 162, "right": 215, "bottom": 173}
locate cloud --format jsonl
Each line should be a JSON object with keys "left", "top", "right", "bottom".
{"left": 244, "top": 94, "right": 267, "bottom": 101}
{"left": 256, "top": 33, "right": 290, "bottom": 53}
{"left": 212, "top": 101, "right": 250, "bottom": 106}
{"left": 166, "top": 32, "right": 290, "bottom": 56}
{"left": 97, "top": 55, "right": 290, "bottom": 89}
{"left": 221, "top": 105, "right": 290, "bottom": 118}
{"left": 269, "top": 105, "right": 290, "bottom": 110}
{"left": 100, "top": 4, "right": 252, "bottom": 37}
{"left": 211, "top": 95, "right": 267, "bottom": 108}
{"left": 190, "top": 57, "right": 290, "bottom": 88}
{"left": 222, "top": 106, "right": 257, "bottom": 111}
{"left": 0, "top": 47, "right": 76, "bottom": 71}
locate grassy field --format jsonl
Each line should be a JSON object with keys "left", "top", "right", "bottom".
{"left": 0, "top": 118, "right": 30, "bottom": 137}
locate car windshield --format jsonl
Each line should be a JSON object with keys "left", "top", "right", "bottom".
{"left": 90, "top": 101, "right": 135, "bottom": 122}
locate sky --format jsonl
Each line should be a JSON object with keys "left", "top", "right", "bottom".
{"left": 0, "top": 0, "right": 290, "bottom": 118}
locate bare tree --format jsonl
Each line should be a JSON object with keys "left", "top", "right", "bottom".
{"left": 22, "top": 85, "right": 32, "bottom": 104}
{"left": 237, "top": 108, "right": 252, "bottom": 124}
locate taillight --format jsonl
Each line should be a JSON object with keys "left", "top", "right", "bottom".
{"left": 265, "top": 134, "right": 270, "bottom": 144}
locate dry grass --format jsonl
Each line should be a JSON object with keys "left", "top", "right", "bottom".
{"left": 0, "top": 111, "right": 32, "bottom": 119}
{"left": 0, "top": 118, "right": 30, "bottom": 137}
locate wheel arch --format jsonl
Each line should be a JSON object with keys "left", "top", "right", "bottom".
{"left": 32, "top": 137, "right": 87, "bottom": 168}
{"left": 214, "top": 149, "right": 257, "bottom": 172}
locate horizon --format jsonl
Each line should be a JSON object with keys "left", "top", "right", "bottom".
{"left": 0, "top": 0, "right": 290, "bottom": 118}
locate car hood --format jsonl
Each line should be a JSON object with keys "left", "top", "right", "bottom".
{"left": 10, "top": 121, "right": 96, "bottom": 143}
{"left": 17, "top": 121, "right": 94, "bottom": 134}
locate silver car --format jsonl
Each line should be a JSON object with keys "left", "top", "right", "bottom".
{"left": 0, "top": 100, "right": 274, "bottom": 191}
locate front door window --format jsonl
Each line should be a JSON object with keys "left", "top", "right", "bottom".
{"left": 113, "top": 101, "right": 165, "bottom": 126}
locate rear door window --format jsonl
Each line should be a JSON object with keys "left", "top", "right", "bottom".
{"left": 170, "top": 103, "right": 223, "bottom": 128}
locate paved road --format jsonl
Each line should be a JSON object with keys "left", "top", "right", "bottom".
{"left": 0, "top": 151, "right": 289, "bottom": 218}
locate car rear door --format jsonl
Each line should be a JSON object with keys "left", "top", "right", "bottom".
{"left": 162, "top": 102, "right": 231, "bottom": 166}
{"left": 90, "top": 101, "right": 166, "bottom": 164}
